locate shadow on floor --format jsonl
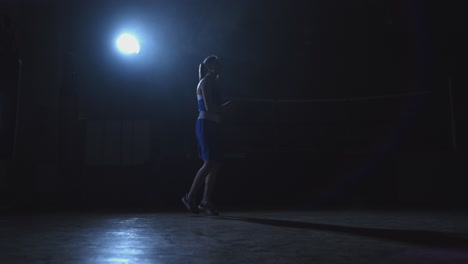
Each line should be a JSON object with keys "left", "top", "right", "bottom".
{"left": 211, "top": 215, "right": 468, "bottom": 248}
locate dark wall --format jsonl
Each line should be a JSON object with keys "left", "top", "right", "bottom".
{"left": 1, "top": 1, "right": 64, "bottom": 205}
{"left": 1, "top": 0, "right": 467, "bottom": 210}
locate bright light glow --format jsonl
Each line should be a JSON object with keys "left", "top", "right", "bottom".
{"left": 116, "top": 34, "right": 140, "bottom": 54}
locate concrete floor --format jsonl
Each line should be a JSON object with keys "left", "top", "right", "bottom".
{"left": 1, "top": 210, "right": 468, "bottom": 264}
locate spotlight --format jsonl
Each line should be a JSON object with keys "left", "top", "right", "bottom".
{"left": 116, "top": 33, "right": 140, "bottom": 54}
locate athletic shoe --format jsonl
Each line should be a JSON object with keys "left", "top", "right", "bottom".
{"left": 198, "top": 201, "right": 219, "bottom": 216}
{"left": 182, "top": 194, "right": 199, "bottom": 214}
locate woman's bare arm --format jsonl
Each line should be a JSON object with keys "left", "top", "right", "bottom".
{"left": 200, "top": 79, "right": 221, "bottom": 113}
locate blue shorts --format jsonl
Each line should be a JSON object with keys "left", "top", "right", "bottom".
{"left": 195, "top": 119, "right": 224, "bottom": 161}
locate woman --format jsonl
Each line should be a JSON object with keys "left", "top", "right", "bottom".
{"left": 182, "top": 55, "right": 234, "bottom": 216}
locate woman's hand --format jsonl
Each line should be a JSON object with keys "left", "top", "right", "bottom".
{"left": 221, "top": 100, "right": 237, "bottom": 113}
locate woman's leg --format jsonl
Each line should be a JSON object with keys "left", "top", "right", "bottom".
{"left": 188, "top": 160, "right": 215, "bottom": 199}
{"left": 202, "top": 162, "right": 221, "bottom": 205}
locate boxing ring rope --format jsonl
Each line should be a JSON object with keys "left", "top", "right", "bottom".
{"left": 223, "top": 89, "right": 454, "bottom": 157}
{"left": 230, "top": 90, "right": 432, "bottom": 103}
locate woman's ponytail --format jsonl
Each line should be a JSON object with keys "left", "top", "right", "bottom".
{"left": 199, "top": 62, "right": 207, "bottom": 81}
